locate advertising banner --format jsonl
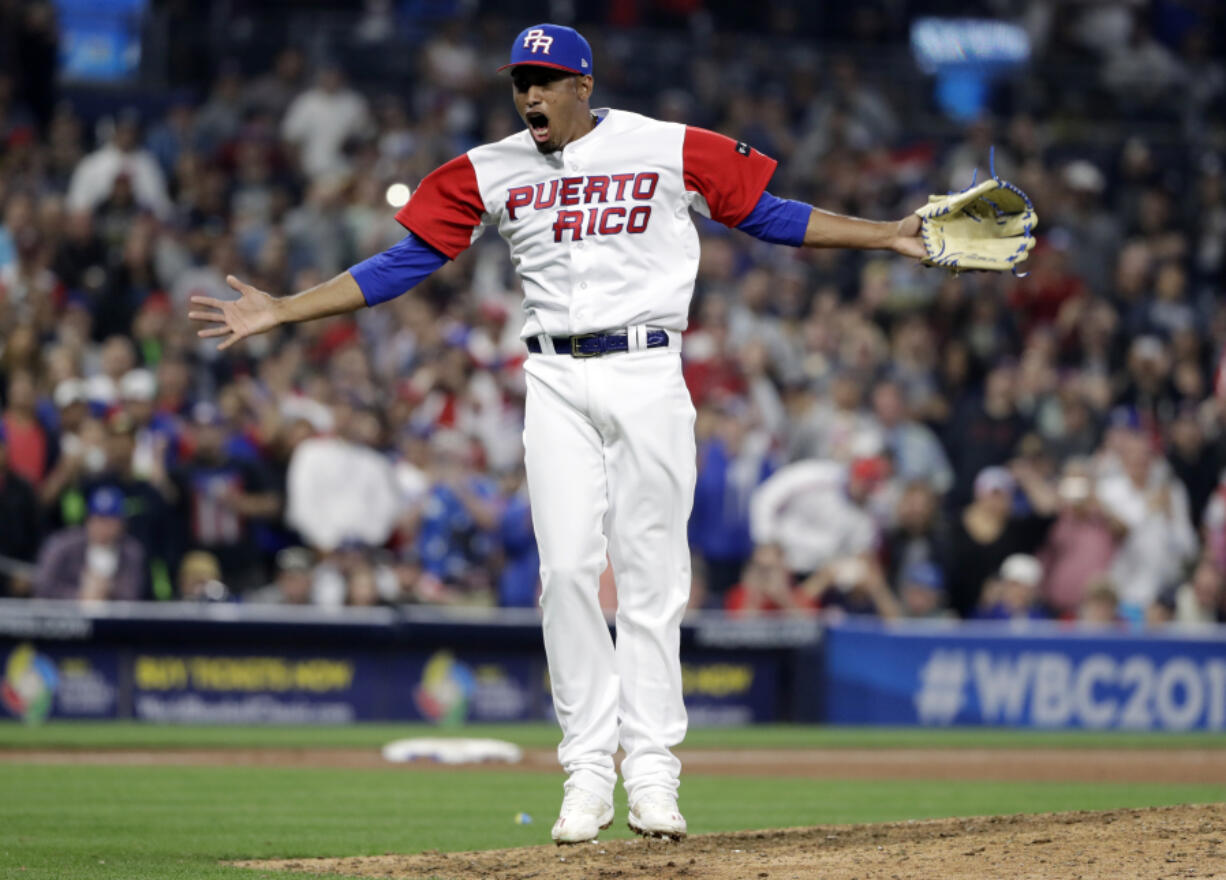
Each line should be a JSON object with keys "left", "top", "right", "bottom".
{"left": 1, "top": 641, "right": 119, "bottom": 722}
{"left": 825, "top": 620, "right": 1226, "bottom": 731}
{"left": 0, "top": 639, "right": 552, "bottom": 725}
{"left": 681, "top": 654, "right": 781, "bottom": 725}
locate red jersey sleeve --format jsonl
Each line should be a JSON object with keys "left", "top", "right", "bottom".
{"left": 682, "top": 127, "right": 778, "bottom": 227}
{"left": 394, "top": 154, "right": 485, "bottom": 260}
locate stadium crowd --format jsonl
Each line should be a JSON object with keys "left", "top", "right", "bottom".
{"left": 1, "top": 2, "right": 1225, "bottom": 626}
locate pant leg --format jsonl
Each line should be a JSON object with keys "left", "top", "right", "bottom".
{"left": 594, "top": 350, "right": 697, "bottom": 803}
{"left": 523, "top": 356, "right": 618, "bottom": 802}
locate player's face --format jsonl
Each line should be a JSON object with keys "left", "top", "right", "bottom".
{"left": 511, "top": 66, "right": 593, "bottom": 154}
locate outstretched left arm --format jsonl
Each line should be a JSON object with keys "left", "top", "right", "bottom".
{"left": 802, "top": 208, "right": 926, "bottom": 260}
{"left": 680, "top": 126, "right": 926, "bottom": 260}
{"left": 733, "top": 190, "right": 925, "bottom": 259}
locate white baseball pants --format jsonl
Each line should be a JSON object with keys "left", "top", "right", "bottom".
{"left": 523, "top": 339, "right": 695, "bottom": 805}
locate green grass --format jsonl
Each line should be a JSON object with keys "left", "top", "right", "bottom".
{"left": 1, "top": 762, "right": 1222, "bottom": 880}
{"left": 3, "top": 721, "right": 1225, "bottom": 750}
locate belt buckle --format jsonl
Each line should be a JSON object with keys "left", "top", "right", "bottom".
{"left": 570, "top": 334, "right": 600, "bottom": 358}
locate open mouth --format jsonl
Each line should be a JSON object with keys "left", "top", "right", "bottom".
{"left": 526, "top": 111, "right": 551, "bottom": 143}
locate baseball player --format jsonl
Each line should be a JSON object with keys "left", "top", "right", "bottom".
{"left": 190, "top": 24, "right": 929, "bottom": 844}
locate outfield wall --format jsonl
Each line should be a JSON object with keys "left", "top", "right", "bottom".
{"left": 1, "top": 600, "right": 1222, "bottom": 731}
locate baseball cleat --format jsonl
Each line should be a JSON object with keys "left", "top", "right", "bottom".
{"left": 551, "top": 786, "right": 614, "bottom": 845}
{"left": 627, "top": 791, "right": 687, "bottom": 841}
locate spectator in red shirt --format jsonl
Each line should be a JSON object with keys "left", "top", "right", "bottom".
{"left": 0, "top": 421, "right": 41, "bottom": 595}
{"left": 724, "top": 544, "right": 815, "bottom": 616}
{"left": 2, "top": 367, "right": 48, "bottom": 486}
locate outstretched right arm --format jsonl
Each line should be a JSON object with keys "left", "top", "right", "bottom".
{"left": 190, "top": 234, "right": 449, "bottom": 350}
{"left": 190, "top": 271, "right": 361, "bottom": 351}
{"left": 192, "top": 153, "right": 484, "bottom": 351}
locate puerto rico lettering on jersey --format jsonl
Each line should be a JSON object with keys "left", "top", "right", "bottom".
{"left": 505, "top": 172, "right": 659, "bottom": 241}
{"left": 395, "top": 109, "right": 777, "bottom": 336}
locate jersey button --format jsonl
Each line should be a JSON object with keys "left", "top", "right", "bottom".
{"left": 580, "top": 282, "right": 588, "bottom": 289}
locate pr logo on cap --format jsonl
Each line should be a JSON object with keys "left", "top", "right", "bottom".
{"left": 523, "top": 28, "right": 553, "bottom": 54}
{"left": 498, "top": 24, "right": 593, "bottom": 76}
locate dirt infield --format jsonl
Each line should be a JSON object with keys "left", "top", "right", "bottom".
{"left": 236, "top": 803, "right": 1226, "bottom": 880}
{"left": 4, "top": 745, "right": 1226, "bottom": 784}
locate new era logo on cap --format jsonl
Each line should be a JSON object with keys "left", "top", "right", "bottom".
{"left": 499, "top": 23, "right": 593, "bottom": 76}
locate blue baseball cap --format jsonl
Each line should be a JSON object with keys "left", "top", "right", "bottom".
{"left": 902, "top": 561, "right": 945, "bottom": 592}
{"left": 88, "top": 486, "right": 126, "bottom": 518}
{"left": 498, "top": 24, "right": 592, "bottom": 76}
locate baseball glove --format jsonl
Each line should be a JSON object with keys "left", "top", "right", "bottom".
{"left": 915, "top": 156, "right": 1038, "bottom": 274}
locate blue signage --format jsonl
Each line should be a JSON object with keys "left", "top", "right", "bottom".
{"left": 825, "top": 620, "right": 1226, "bottom": 731}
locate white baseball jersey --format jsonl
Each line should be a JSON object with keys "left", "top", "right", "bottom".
{"left": 396, "top": 108, "right": 777, "bottom": 337}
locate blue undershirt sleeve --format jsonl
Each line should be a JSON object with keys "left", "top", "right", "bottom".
{"left": 349, "top": 233, "right": 450, "bottom": 306}
{"left": 734, "top": 190, "right": 812, "bottom": 247}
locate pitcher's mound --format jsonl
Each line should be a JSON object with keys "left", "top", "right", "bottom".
{"left": 235, "top": 802, "right": 1226, "bottom": 880}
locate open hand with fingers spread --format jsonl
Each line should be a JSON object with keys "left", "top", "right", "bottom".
{"left": 189, "top": 275, "right": 282, "bottom": 350}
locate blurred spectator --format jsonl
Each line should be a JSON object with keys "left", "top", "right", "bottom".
{"left": 497, "top": 471, "right": 539, "bottom": 608}
{"left": 689, "top": 396, "right": 775, "bottom": 603}
{"left": 943, "top": 466, "right": 1054, "bottom": 618}
{"left": 788, "top": 370, "right": 881, "bottom": 463}
{"left": 281, "top": 64, "right": 372, "bottom": 181}
{"left": 871, "top": 379, "right": 952, "bottom": 494}
{"left": 1165, "top": 406, "right": 1220, "bottom": 525}
{"left": 1101, "top": 16, "right": 1184, "bottom": 112}
{"left": 33, "top": 486, "right": 144, "bottom": 601}
{"left": 2, "top": 368, "right": 49, "bottom": 486}
{"left": 1096, "top": 428, "right": 1197, "bottom": 620}
{"left": 144, "top": 99, "right": 199, "bottom": 178}
{"left": 38, "top": 398, "right": 107, "bottom": 525}
{"left": 1116, "top": 336, "right": 1179, "bottom": 426}
{"left": 1037, "top": 459, "right": 1120, "bottom": 618}
{"left": 946, "top": 364, "right": 1029, "bottom": 504}
{"left": 750, "top": 457, "right": 878, "bottom": 579}
{"left": 286, "top": 405, "right": 399, "bottom": 553}
{"left": 1146, "top": 586, "right": 1177, "bottom": 626}
{"left": 177, "top": 550, "right": 230, "bottom": 602}
{"left": 881, "top": 480, "right": 947, "bottom": 588}
{"left": 896, "top": 561, "right": 952, "bottom": 620}
{"left": 245, "top": 48, "right": 306, "bottom": 120}
{"left": 194, "top": 66, "right": 245, "bottom": 157}
{"left": 1171, "top": 557, "right": 1224, "bottom": 626}
{"left": 169, "top": 403, "right": 280, "bottom": 590}
{"left": 0, "top": 422, "right": 40, "bottom": 596}
{"left": 118, "top": 368, "right": 177, "bottom": 483}
{"left": 247, "top": 546, "right": 315, "bottom": 605}
{"left": 1079, "top": 579, "right": 1122, "bottom": 626}
{"left": 723, "top": 544, "right": 813, "bottom": 616}
{"left": 65, "top": 110, "right": 171, "bottom": 219}
{"left": 312, "top": 542, "right": 399, "bottom": 607}
{"left": 416, "top": 429, "right": 501, "bottom": 595}
{"left": 803, "top": 555, "right": 900, "bottom": 619}
{"left": 975, "top": 553, "right": 1049, "bottom": 621}
{"left": 1201, "top": 473, "right": 1226, "bottom": 574}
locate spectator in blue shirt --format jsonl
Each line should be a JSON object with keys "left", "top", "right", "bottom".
{"left": 417, "top": 429, "right": 502, "bottom": 597}
{"left": 689, "top": 396, "right": 775, "bottom": 603}
{"left": 498, "top": 472, "right": 539, "bottom": 608}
